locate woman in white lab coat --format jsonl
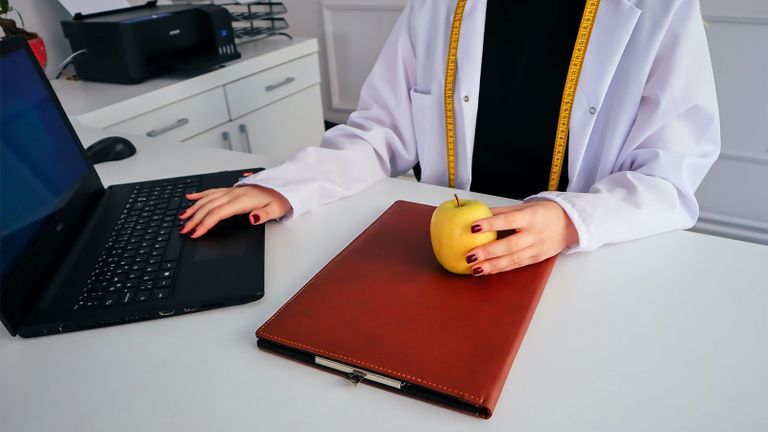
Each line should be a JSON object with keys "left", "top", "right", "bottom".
{"left": 179, "top": 0, "right": 720, "bottom": 276}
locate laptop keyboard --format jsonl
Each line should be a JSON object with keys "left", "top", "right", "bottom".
{"left": 74, "top": 178, "right": 200, "bottom": 311}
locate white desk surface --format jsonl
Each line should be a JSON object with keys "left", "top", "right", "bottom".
{"left": 1, "top": 128, "right": 767, "bottom": 432}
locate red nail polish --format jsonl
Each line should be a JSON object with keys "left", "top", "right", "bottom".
{"left": 250, "top": 214, "right": 260, "bottom": 225}
{"left": 472, "top": 267, "right": 483, "bottom": 276}
{"left": 466, "top": 254, "right": 477, "bottom": 264}
{"left": 471, "top": 224, "right": 482, "bottom": 233}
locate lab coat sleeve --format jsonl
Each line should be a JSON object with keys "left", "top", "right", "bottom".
{"left": 234, "top": 2, "right": 419, "bottom": 219}
{"left": 525, "top": 0, "right": 721, "bottom": 253}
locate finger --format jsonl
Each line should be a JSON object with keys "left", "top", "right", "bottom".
{"left": 471, "top": 247, "right": 540, "bottom": 276}
{"left": 180, "top": 195, "right": 232, "bottom": 234}
{"left": 471, "top": 210, "right": 530, "bottom": 234}
{"left": 248, "top": 201, "right": 282, "bottom": 225}
{"left": 186, "top": 188, "right": 226, "bottom": 201}
{"left": 465, "top": 232, "right": 535, "bottom": 264}
{"left": 489, "top": 205, "right": 524, "bottom": 216}
{"left": 180, "top": 189, "right": 228, "bottom": 219}
{"left": 189, "top": 198, "right": 255, "bottom": 238}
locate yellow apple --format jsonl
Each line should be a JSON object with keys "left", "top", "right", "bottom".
{"left": 430, "top": 194, "right": 497, "bottom": 274}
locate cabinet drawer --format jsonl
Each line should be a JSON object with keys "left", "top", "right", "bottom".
{"left": 106, "top": 88, "right": 229, "bottom": 142}
{"left": 184, "top": 122, "right": 250, "bottom": 153}
{"left": 224, "top": 53, "right": 320, "bottom": 119}
{"left": 234, "top": 84, "right": 324, "bottom": 160}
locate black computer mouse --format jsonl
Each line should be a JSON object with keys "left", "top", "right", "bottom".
{"left": 85, "top": 136, "right": 137, "bottom": 164}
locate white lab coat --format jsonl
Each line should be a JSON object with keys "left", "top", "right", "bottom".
{"left": 240, "top": 0, "right": 720, "bottom": 253}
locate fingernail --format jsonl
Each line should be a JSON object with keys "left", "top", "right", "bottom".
{"left": 178, "top": 212, "right": 186, "bottom": 219}
{"left": 466, "top": 254, "right": 477, "bottom": 264}
{"left": 250, "top": 214, "right": 260, "bottom": 225}
{"left": 471, "top": 224, "right": 482, "bottom": 233}
{"left": 472, "top": 267, "right": 484, "bottom": 276}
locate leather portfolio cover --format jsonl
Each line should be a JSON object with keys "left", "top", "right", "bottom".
{"left": 256, "top": 200, "right": 557, "bottom": 418}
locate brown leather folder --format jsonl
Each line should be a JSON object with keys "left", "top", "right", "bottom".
{"left": 256, "top": 200, "right": 557, "bottom": 418}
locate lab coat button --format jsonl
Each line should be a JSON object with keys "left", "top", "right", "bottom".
{"left": 588, "top": 107, "right": 597, "bottom": 115}
{"left": 463, "top": 95, "right": 470, "bottom": 103}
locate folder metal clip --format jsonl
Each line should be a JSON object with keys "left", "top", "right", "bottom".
{"left": 345, "top": 370, "right": 366, "bottom": 386}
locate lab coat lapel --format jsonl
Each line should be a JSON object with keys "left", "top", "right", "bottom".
{"left": 569, "top": 0, "right": 641, "bottom": 180}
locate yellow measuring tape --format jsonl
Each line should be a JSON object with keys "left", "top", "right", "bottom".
{"left": 443, "top": 0, "right": 600, "bottom": 191}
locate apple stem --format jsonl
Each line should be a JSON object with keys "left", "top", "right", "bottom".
{"left": 454, "top": 194, "right": 461, "bottom": 207}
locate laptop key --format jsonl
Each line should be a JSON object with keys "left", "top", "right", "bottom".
{"left": 120, "top": 290, "right": 135, "bottom": 304}
{"left": 103, "top": 293, "right": 118, "bottom": 306}
{"left": 74, "top": 179, "right": 205, "bottom": 312}
{"left": 154, "top": 288, "right": 171, "bottom": 299}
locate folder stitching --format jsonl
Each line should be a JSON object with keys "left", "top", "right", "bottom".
{"left": 260, "top": 331, "right": 485, "bottom": 404}
{"left": 256, "top": 201, "right": 486, "bottom": 405}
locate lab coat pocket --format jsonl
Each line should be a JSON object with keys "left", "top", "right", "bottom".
{"left": 409, "top": 89, "right": 434, "bottom": 162}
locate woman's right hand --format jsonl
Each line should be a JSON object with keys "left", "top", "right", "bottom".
{"left": 179, "top": 184, "right": 291, "bottom": 238}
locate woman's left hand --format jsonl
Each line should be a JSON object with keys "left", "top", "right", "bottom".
{"left": 465, "top": 201, "right": 579, "bottom": 276}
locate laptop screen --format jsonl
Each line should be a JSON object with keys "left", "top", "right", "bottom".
{"left": 0, "top": 48, "right": 89, "bottom": 277}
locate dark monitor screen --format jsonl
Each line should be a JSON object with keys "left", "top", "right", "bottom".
{"left": 0, "top": 48, "right": 89, "bottom": 278}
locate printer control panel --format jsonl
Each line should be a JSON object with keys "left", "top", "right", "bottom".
{"left": 206, "top": 6, "right": 240, "bottom": 60}
{"left": 216, "top": 28, "right": 237, "bottom": 57}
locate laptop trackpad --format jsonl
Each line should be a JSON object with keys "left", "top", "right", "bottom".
{"left": 191, "top": 217, "right": 252, "bottom": 261}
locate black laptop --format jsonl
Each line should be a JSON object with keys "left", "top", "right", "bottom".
{"left": 0, "top": 37, "right": 265, "bottom": 337}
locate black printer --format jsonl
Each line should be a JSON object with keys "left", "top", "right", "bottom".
{"left": 61, "top": 1, "right": 240, "bottom": 84}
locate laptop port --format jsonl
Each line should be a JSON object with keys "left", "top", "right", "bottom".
{"left": 158, "top": 309, "right": 175, "bottom": 316}
{"left": 183, "top": 307, "right": 198, "bottom": 313}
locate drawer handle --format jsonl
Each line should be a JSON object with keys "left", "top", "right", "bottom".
{"left": 222, "top": 131, "right": 233, "bottom": 151}
{"left": 265, "top": 77, "right": 295, "bottom": 92}
{"left": 239, "top": 124, "right": 252, "bottom": 153}
{"left": 146, "top": 118, "right": 189, "bottom": 137}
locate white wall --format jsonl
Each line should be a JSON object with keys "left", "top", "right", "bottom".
{"left": 694, "top": 0, "right": 768, "bottom": 243}
{"left": 284, "top": 0, "right": 405, "bottom": 124}
{"left": 8, "top": 0, "right": 72, "bottom": 77}
{"left": 8, "top": 0, "right": 157, "bottom": 77}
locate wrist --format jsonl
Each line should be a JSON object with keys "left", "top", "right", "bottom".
{"left": 564, "top": 215, "right": 579, "bottom": 247}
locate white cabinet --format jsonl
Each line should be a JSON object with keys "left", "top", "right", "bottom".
{"left": 224, "top": 53, "right": 321, "bottom": 119}
{"left": 183, "top": 122, "right": 242, "bottom": 152}
{"left": 185, "top": 84, "right": 324, "bottom": 161}
{"left": 54, "top": 38, "right": 325, "bottom": 164}
{"left": 106, "top": 87, "right": 230, "bottom": 142}
{"left": 691, "top": 3, "right": 768, "bottom": 244}
{"left": 233, "top": 84, "right": 324, "bottom": 159}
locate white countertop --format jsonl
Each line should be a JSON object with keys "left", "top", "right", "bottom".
{"left": 1, "top": 127, "right": 766, "bottom": 432}
{"left": 50, "top": 37, "right": 318, "bottom": 122}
